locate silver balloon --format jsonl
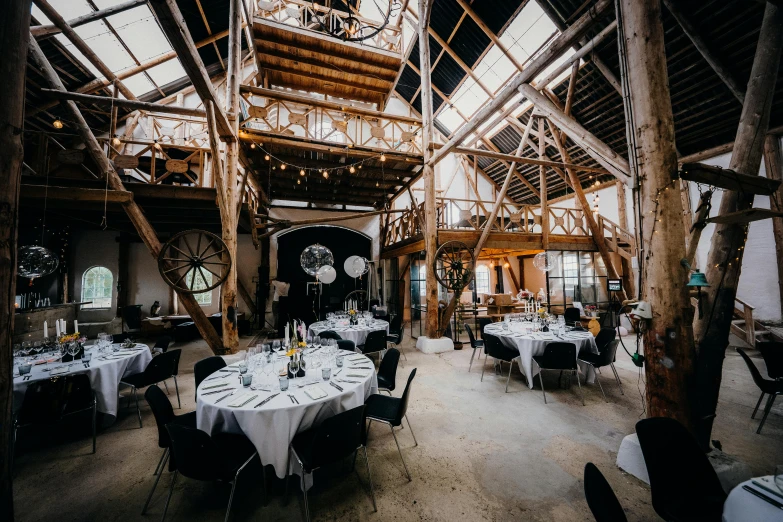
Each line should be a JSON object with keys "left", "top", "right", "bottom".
{"left": 300, "top": 244, "right": 334, "bottom": 276}
{"left": 18, "top": 245, "right": 59, "bottom": 280}
{"left": 533, "top": 251, "right": 557, "bottom": 272}
{"left": 353, "top": 256, "right": 370, "bottom": 276}
{"left": 344, "top": 255, "right": 363, "bottom": 278}
{"left": 316, "top": 265, "right": 337, "bottom": 284}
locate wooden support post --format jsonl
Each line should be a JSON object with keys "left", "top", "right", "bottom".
{"left": 619, "top": 0, "right": 696, "bottom": 433}
{"left": 504, "top": 257, "right": 520, "bottom": 294}
{"left": 418, "top": 0, "right": 439, "bottom": 339}
{"left": 220, "top": 0, "right": 242, "bottom": 352}
{"left": 28, "top": 36, "right": 224, "bottom": 355}
{"left": 237, "top": 277, "right": 258, "bottom": 317}
{"left": 763, "top": 135, "right": 783, "bottom": 312}
{"left": 692, "top": 2, "right": 783, "bottom": 448}
{"left": 685, "top": 190, "right": 713, "bottom": 267}
{"left": 538, "top": 118, "right": 549, "bottom": 250}
{"left": 0, "top": 1, "right": 32, "bottom": 515}
{"left": 31, "top": 0, "right": 147, "bottom": 38}
{"left": 615, "top": 180, "right": 636, "bottom": 298}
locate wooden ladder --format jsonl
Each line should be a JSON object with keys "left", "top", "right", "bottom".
{"left": 730, "top": 297, "right": 776, "bottom": 346}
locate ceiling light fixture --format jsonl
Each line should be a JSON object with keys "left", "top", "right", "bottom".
{"left": 52, "top": 119, "right": 63, "bottom": 129}
{"left": 314, "top": 1, "right": 396, "bottom": 42}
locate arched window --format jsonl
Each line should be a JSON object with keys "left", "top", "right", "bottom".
{"left": 186, "top": 269, "right": 212, "bottom": 305}
{"left": 81, "top": 266, "right": 113, "bottom": 309}
{"left": 475, "top": 265, "right": 490, "bottom": 294}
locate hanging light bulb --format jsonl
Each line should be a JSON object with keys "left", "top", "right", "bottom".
{"left": 52, "top": 119, "right": 63, "bottom": 129}
{"left": 322, "top": 170, "right": 329, "bottom": 179}
{"left": 250, "top": 143, "right": 256, "bottom": 149}
{"left": 490, "top": 260, "right": 495, "bottom": 267}
{"left": 376, "top": 181, "right": 379, "bottom": 187}
{"left": 349, "top": 166, "right": 356, "bottom": 174}
{"left": 594, "top": 194, "right": 600, "bottom": 203}
{"left": 297, "top": 179, "right": 301, "bottom": 185}
{"left": 345, "top": 16, "right": 360, "bottom": 36}
{"left": 503, "top": 261, "right": 510, "bottom": 269}
{"left": 280, "top": 163, "right": 286, "bottom": 170}
{"left": 379, "top": 153, "right": 386, "bottom": 162}
{"left": 594, "top": 179, "right": 600, "bottom": 187}
{"left": 264, "top": 154, "right": 270, "bottom": 161}
{"left": 112, "top": 136, "right": 121, "bottom": 146}
{"left": 300, "top": 169, "right": 305, "bottom": 176}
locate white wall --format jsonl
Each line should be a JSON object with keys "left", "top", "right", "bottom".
{"left": 72, "top": 230, "right": 119, "bottom": 323}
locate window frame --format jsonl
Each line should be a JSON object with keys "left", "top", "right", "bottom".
{"left": 81, "top": 266, "right": 114, "bottom": 310}
{"left": 475, "top": 264, "right": 490, "bottom": 295}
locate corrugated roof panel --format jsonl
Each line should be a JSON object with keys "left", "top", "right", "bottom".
{"left": 448, "top": 17, "right": 491, "bottom": 68}
{"left": 431, "top": 53, "right": 466, "bottom": 99}
{"left": 396, "top": 65, "right": 421, "bottom": 102}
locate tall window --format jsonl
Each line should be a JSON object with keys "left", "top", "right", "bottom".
{"left": 81, "top": 266, "right": 113, "bottom": 309}
{"left": 186, "top": 269, "right": 212, "bottom": 305}
{"left": 475, "top": 265, "right": 490, "bottom": 294}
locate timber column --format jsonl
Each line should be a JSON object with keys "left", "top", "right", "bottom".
{"left": 619, "top": 0, "right": 696, "bottom": 431}
{"left": 418, "top": 0, "right": 439, "bottom": 339}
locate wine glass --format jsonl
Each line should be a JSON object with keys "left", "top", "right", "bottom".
{"left": 289, "top": 356, "right": 299, "bottom": 384}
{"left": 272, "top": 339, "right": 281, "bottom": 355}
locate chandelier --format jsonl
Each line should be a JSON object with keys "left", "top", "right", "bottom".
{"left": 313, "top": 0, "right": 400, "bottom": 42}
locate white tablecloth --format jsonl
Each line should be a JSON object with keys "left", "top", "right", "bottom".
{"left": 197, "top": 350, "right": 378, "bottom": 480}
{"left": 483, "top": 323, "right": 598, "bottom": 388}
{"left": 723, "top": 477, "right": 783, "bottom": 522}
{"left": 13, "top": 343, "right": 152, "bottom": 418}
{"left": 308, "top": 320, "right": 389, "bottom": 347}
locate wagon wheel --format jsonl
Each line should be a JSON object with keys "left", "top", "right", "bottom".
{"left": 157, "top": 229, "right": 231, "bottom": 294}
{"left": 434, "top": 240, "right": 475, "bottom": 292}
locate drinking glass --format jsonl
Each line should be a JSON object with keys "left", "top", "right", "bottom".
{"left": 272, "top": 339, "right": 281, "bottom": 354}
{"left": 290, "top": 356, "right": 299, "bottom": 382}
{"left": 279, "top": 376, "right": 289, "bottom": 391}
{"left": 322, "top": 367, "right": 331, "bottom": 381}
{"left": 775, "top": 465, "right": 783, "bottom": 492}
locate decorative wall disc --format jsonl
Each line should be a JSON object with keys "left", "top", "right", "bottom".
{"left": 300, "top": 244, "right": 334, "bottom": 276}
{"left": 18, "top": 246, "right": 59, "bottom": 281}
{"left": 434, "top": 241, "right": 474, "bottom": 291}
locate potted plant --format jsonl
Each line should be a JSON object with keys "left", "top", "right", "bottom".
{"left": 453, "top": 303, "right": 465, "bottom": 350}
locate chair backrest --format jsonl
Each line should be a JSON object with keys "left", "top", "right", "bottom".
{"left": 594, "top": 340, "right": 620, "bottom": 367}
{"left": 395, "top": 368, "right": 417, "bottom": 425}
{"left": 165, "top": 424, "right": 224, "bottom": 481}
{"left": 318, "top": 330, "right": 342, "bottom": 340}
{"left": 389, "top": 314, "right": 402, "bottom": 334}
{"left": 635, "top": 417, "right": 726, "bottom": 520}
{"left": 362, "top": 330, "right": 387, "bottom": 353}
{"left": 145, "top": 385, "right": 175, "bottom": 448}
{"left": 308, "top": 405, "right": 366, "bottom": 470}
{"left": 594, "top": 327, "right": 617, "bottom": 352}
{"left": 377, "top": 348, "right": 400, "bottom": 389}
{"left": 756, "top": 341, "right": 783, "bottom": 379}
{"left": 144, "top": 349, "right": 180, "bottom": 384}
{"left": 564, "top": 307, "right": 581, "bottom": 323}
{"left": 736, "top": 347, "right": 774, "bottom": 393}
{"left": 194, "top": 356, "right": 227, "bottom": 392}
{"left": 154, "top": 336, "right": 173, "bottom": 352}
{"left": 539, "top": 342, "right": 578, "bottom": 370}
{"left": 394, "top": 324, "right": 406, "bottom": 345}
{"left": 483, "top": 333, "right": 518, "bottom": 362}
{"left": 63, "top": 374, "right": 94, "bottom": 414}
{"left": 18, "top": 376, "right": 68, "bottom": 425}
{"left": 336, "top": 339, "right": 356, "bottom": 352}
{"left": 477, "top": 317, "right": 492, "bottom": 338}
{"left": 112, "top": 333, "right": 130, "bottom": 343}
{"left": 464, "top": 324, "right": 478, "bottom": 347}
{"left": 584, "top": 463, "right": 628, "bottom": 522}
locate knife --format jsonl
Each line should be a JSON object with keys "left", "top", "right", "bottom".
{"left": 254, "top": 393, "right": 279, "bottom": 408}
{"left": 743, "top": 485, "right": 783, "bottom": 510}
{"left": 214, "top": 390, "right": 236, "bottom": 404}
{"left": 230, "top": 395, "right": 257, "bottom": 408}
{"left": 329, "top": 381, "right": 343, "bottom": 392}
{"left": 202, "top": 388, "right": 234, "bottom": 395}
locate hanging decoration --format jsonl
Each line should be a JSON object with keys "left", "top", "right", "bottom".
{"left": 316, "top": 264, "right": 337, "bottom": 284}
{"left": 18, "top": 246, "right": 59, "bottom": 284}
{"left": 344, "top": 255, "right": 363, "bottom": 278}
{"left": 249, "top": 143, "right": 387, "bottom": 180}
{"left": 353, "top": 256, "right": 370, "bottom": 276}
{"left": 533, "top": 251, "right": 557, "bottom": 272}
{"left": 310, "top": 0, "right": 400, "bottom": 42}
{"left": 300, "top": 243, "right": 334, "bottom": 276}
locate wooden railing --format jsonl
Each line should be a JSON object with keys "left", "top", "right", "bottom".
{"left": 239, "top": 87, "right": 423, "bottom": 154}
{"left": 253, "top": 0, "right": 404, "bottom": 55}
{"left": 384, "top": 197, "right": 636, "bottom": 255}
{"left": 733, "top": 297, "right": 756, "bottom": 346}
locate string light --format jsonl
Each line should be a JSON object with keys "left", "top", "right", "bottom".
{"left": 349, "top": 166, "right": 356, "bottom": 173}
{"left": 379, "top": 153, "right": 386, "bottom": 162}
{"left": 111, "top": 136, "right": 121, "bottom": 146}
{"left": 300, "top": 169, "right": 306, "bottom": 176}
{"left": 52, "top": 119, "right": 63, "bottom": 129}
{"left": 250, "top": 143, "right": 256, "bottom": 149}
{"left": 297, "top": 179, "right": 301, "bottom": 185}
{"left": 280, "top": 164, "right": 286, "bottom": 170}
{"left": 264, "top": 154, "right": 270, "bottom": 161}
{"left": 322, "top": 170, "right": 329, "bottom": 179}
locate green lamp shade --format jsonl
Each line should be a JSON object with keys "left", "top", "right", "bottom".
{"left": 687, "top": 270, "right": 710, "bottom": 287}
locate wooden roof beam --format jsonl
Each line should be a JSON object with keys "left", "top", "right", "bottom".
{"left": 449, "top": 145, "right": 610, "bottom": 175}
{"left": 31, "top": 0, "right": 147, "bottom": 38}
{"left": 148, "top": 0, "right": 234, "bottom": 140}
{"left": 428, "top": 0, "right": 614, "bottom": 167}
{"left": 39, "top": 89, "right": 208, "bottom": 118}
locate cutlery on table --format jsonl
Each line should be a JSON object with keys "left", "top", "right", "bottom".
{"left": 742, "top": 485, "right": 783, "bottom": 509}
{"left": 254, "top": 393, "right": 280, "bottom": 408}
{"left": 214, "top": 390, "right": 237, "bottom": 404}
{"left": 230, "top": 395, "right": 258, "bottom": 408}
{"left": 288, "top": 394, "right": 299, "bottom": 404}
{"left": 334, "top": 369, "right": 343, "bottom": 376}
{"left": 329, "top": 381, "right": 343, "bottom": 392}
{"left": 339, "top": 379, "right": 360, "bottom": 384}
{"left": 202, "top": 388, "right": 233, "bottom": 396}
{"left": 205, "top": 374, "right": 228, "bottom": 381}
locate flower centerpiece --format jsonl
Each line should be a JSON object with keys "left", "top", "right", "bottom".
{"left": 347, "top": 308, "right": 358, "bottom": 325}
{"left": 585, "top": 304, "right": 598, "bottom": 317}
{"left": 58, "top": 332, "right": 86, "bottom": 345}
{"left": 537, "top": 307, "right": 548, "bottom": 320}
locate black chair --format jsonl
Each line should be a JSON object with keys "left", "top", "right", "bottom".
{"left": 737, "top": 347, "right": 783, "bottom": 434}
{"left": 163, "top": 424, "right": 258, "bottom": 522}
{"left": 121, "top": 350, "right": 183, "bottom": 427}
{"left": 14, "top": 374, "right": 97, "bottom": 457}
{"left": 336, "top": 339, "right": 357, "bottom": 353}
{"left": 365, "top": 369, "right": 418, "bottom": 481}
{"left": 142, "top": 385, "right": 197, "bottom": 515}
{"left": 377, "top": 348, "right": 400, "bottom": 394}
{"left": 153, "top": 336, "right": 173, "bottom": 353}
{"left": 756, "top": 341, "right": 783, "bottom": 379}
{"left": 481, "top": 334, "right": 523, "bottom": 392}
{"left": 564, "top": 307, "right": 581, "bottom": 326}
{"left": 594, "top": 327, "right": 617, "bottom": 351}
{"left": 285, "top": 405, "right": 375, "bottom": 521}
{"left": 584, "top": 463, "right": 628, "bottom": 522}
{"left": 532, "top": 342, "right": 584, "bottom": 405}
{"left": 477, "top": 317, "right": 492, "bottom": 338}
{"left": 465, "top": 324, "right": 484, "bottom": 372}
{"left": 113, "top": 333, "right": 131, "bottom": 343}
{"left": 318, "top": 330, "right": 342, "bottom": 340}
{"left": 194, "top": 356, "right": 227, "bottom": 400}
{"left": 636, "top": 417, "right": 726, "bottom": 521}
{"left": 359, "top": 330, "right": 387, "bottom": 363}
{"left": 386, "top": 316, "right": 407, "bottom": 363}
{"left": 578, "top": 340, "right": 623, "bottom": 402}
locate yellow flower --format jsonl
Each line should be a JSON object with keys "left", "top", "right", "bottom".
{"left": 285, "top": 348, "right": 297, "bottom": 357}
{"left": 298, "top": 341, "right": 306, "bottom": 348}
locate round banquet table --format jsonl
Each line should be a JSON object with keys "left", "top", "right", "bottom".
{"left": 723, "top": 477, "right": 783, "bottom": 521}
{"left": 308, "top": 319, "right": 389, "bottom": 347}
{"left": 12, "top": 343, "right": 152, "bottom": 419}
{"left": 483, "top": 323, "right": 598, "bottom": 388}
{"left": 196, "top": 349, "right": 378, "bottom": 482}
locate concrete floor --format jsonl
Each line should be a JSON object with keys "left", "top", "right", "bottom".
{"left": 12, "top": 334, "right": 783, "bottom": 522}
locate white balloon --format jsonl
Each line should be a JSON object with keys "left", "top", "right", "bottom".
{"left": 316, "top": 265, "right": 337, "bottom": 284}
{"left": 352, "top": 256, "right": 367, "bottom": 275}
{"left": 344, "top": 255, "right": 362, "bottom": 278}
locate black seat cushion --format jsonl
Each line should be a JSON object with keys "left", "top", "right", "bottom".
{"left": 365, "top": 393, "right": 402, "bottom": 426}
{"left": 472, "top": 339, "right": 484, "bottom": 347}
{"left": 212, "top": 432, "right": 258, "bottom": 480}
{"left": 121, "top": 371, "right": 148, "bottom": 388}
{"left": 377, "top": 373, "right": 393, "bottom": 390}
{"left": 578, "top": 351, "right": 600, "bottom": 365}
{"left": 386, "top": 334, "right": 399, "bottom": 343}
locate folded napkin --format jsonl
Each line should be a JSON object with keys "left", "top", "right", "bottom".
{"left": 228, "top": 393, "right": 257, "bottom": 408}
{"left": 50, "top": 367, "right": 69, "bottom": 376}
{"left": 304, "top": 387, "right": 328, "bottom": 400}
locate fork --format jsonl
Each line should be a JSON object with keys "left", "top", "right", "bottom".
{"left": 288, "top": 393, "right": 299, "bottom": 404}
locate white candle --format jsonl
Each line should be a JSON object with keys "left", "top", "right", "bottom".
{"left": 74, "top": 319, "right": 79, "bottom": 333}
{"left": 55, "top": 321, "right": 61, "bottom": 337}
{"left": 44, "top": 321, "right": 48, "bottom": 339}
{"left": 284, "top": 323, "right": 289, "bottom": 344}
{"left": 61, "top": 319, "right": 66, "bottom": 334}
